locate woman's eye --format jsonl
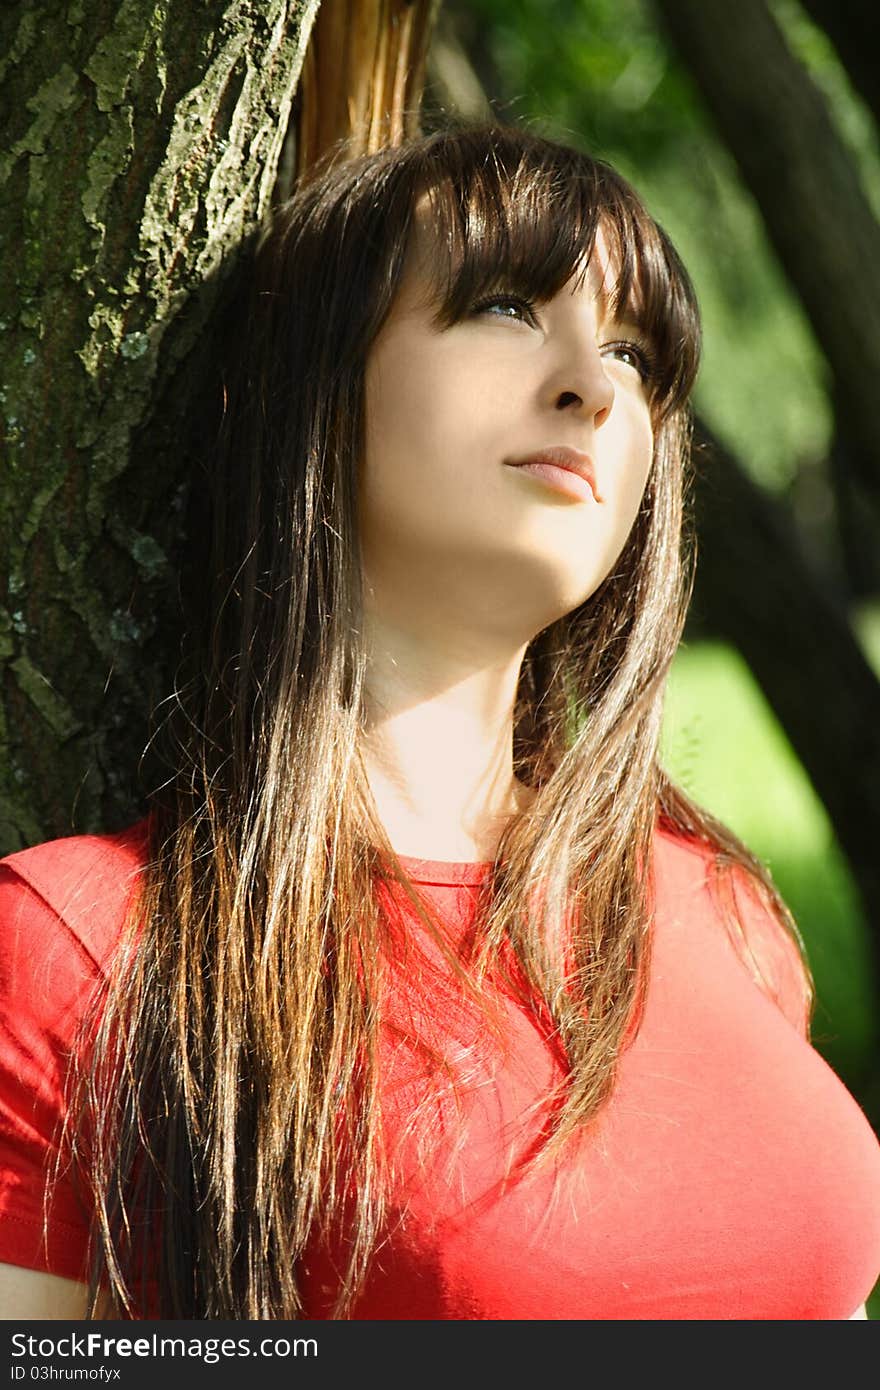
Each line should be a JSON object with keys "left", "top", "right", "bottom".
{"left": 472, "top": 295, "right": 538, "bottom": 325}
{"left": 603, "top": 341, "right": 654, "bottom": 382}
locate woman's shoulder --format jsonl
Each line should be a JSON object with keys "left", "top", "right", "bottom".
{"left": 1, "top": 816, "right": 151, "bottom": 887}
{"left": 651, "top": 817, "right": 733, "bottom": 917}
{"left": 652, "top": 815, "right": 782, "bottom": 925}
{"left": 652, "top": 816, "right": 714, "bottom": 878}
{"left": 0, "top": 821, "right": 151, "bottom": 1284}
{"left": 0, "top": 817, "right": 151, "bottom": 978}
{"left": 651, "top": 817, "right": 811, "bottom": 1037}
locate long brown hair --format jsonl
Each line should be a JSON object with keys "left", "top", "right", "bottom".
{"left": 63, "top": 121, "right": 811, "bottom": 1319}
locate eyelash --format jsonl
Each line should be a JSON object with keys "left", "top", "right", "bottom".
{"left": 471, "top": 293, "right": 541, "bottom": 327}
{"left": 470, "top": 294, "right": 657, "bottom": 383}
{"left": 603, "top": 340, "right": 656, "bottom": 383}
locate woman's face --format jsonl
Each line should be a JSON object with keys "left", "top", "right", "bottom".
{"left": 360, "top": 199, "right": 656, "bottom": 644}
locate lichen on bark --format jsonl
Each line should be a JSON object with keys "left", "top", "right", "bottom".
{"left": 0, "top": 0, "right": 321, "bottom": 850}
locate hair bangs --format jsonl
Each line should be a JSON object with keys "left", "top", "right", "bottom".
{"left": 593, "top": 176, "right": 702, "bottom": 421}
{"left": 413, "top": 133, "right": 603, "bottom": 329}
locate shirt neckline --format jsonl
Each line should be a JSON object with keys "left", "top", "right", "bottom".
{"left": 388, "top": 852, "right": 493, "bottom": 886}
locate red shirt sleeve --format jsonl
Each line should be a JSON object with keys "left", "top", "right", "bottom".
{"left": 720, "top": 860, "right": 812, "bottom": 1039}
{"left": 0, "top": 867, "right": 97, "bottom": 1280}
{"left": 0, "top": 820, "right": 149, "bottom": 1284}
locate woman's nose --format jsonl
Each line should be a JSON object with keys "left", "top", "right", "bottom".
{"left": 553, "top": 358, "right": 614, "bottom": 422}
{"left": 551, "top": 344, "right": 615, "bottom": 428}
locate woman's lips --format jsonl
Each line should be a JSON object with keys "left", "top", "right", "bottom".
{"left": 505, "top": 446, "right": 603, "bottom": 504}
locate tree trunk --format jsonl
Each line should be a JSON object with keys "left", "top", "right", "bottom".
{"left": 652, "top": 0, "right": 880, "bottom": 595}
{"left": 800, "top": 0, "right": 880, "bottom": 132}
{"left": 0, "top": 0, "right": 323, "bottom": 852}
{"left": 295, "top": 0, "right": 440, "bottom": 174}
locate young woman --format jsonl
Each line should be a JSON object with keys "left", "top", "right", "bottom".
{"left": 1, "top": 122, "right": 879, "bottom": 1321}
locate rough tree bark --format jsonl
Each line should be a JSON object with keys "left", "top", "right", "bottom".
{"left": 0, "top": 0, "right": 321, "bottom": 851}
{"left": 0, "top": 0, "right": 438, "bottom": 853}
{"left": 651, "top": 0, "right": 880, "bottom": 595}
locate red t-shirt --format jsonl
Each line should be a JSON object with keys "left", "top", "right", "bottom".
{"left": 1, "top": 819, "right": 879, "bottom": 1318}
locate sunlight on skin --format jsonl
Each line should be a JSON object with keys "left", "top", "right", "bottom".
{"left": 0, "top": 1263, "right": 93, "bottom": 1319}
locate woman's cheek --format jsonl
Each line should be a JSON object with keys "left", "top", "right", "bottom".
{"left": 602, "top": 419, "right": 654, "bottom": 554}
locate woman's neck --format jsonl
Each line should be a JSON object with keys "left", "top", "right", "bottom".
{"left": 360, "top": 610, "right": 535, "bottom": 862}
